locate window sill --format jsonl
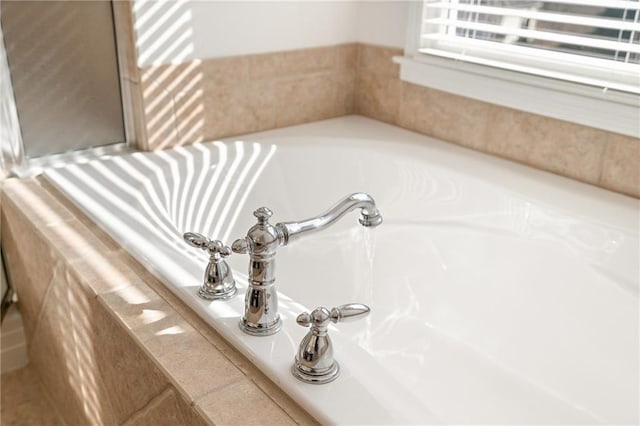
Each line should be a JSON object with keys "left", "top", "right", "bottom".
{"left": 395, "top": 55, "right": 639, "bottom": 139}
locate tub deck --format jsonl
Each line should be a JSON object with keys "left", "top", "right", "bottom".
{"left": 44, "top": 116, "right": 639, "bottom": 424}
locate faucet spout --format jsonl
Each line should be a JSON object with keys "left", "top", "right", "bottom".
{"left": 276, "top": 192, "right": 382, "bottom": 245}
{"left": 232, "top": 193, "right": 382, "bottom": 336}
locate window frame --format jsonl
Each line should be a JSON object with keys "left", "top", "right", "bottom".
{"left": 398, "top": 1, "right": 640, "bottom": 138}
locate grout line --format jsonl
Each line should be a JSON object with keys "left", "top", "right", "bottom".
{"left": 192, "top": 377, "right": 243, "bottom": 402}
{"left": 245, "top": 376, "right": 312, "bottom": 426}
{"left": 25, "top": 260, "right": 66, "bottom": 351}
{"left": 596, "top": 134, "right": 611, "bottom": 186}
{"left": 121, "top": 386, "right": 175, "bottom": 426}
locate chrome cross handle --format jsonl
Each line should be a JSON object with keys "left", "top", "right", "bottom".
{"left": 292, "top": 303, "right": 370, "bottom": 384}
{"left": 184, "top": 232, "right": 237, "bottom": 300}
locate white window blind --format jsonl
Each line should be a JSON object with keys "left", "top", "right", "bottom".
{"left": 420, "top": 0, "right": 640, "bottom": 94}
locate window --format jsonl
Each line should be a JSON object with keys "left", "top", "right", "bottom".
{"left": 398, "top": 1, "right": 640, "bottom": 137}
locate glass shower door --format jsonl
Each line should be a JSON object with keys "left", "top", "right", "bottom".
{"left": 0, "top": 0, "right": 125, "bottom": 159}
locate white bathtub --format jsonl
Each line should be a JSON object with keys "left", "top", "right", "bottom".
{"left": 44, "top": 116, "right": 638, "bottom": 425}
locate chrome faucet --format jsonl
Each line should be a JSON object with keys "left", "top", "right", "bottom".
{"left": 231, "top": 193, "right": 382, "bottom": 336}
{"left": 183, "top": 232, "right": 237, "bottom": 300}
{"left": 292, "top": 303, "right": 371, "bottom": 384}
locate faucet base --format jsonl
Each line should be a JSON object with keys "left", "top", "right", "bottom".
{"left": 291, "top": 361, "right": 340, "bottom": 384}
{"left": 239, "top": 317, "right": 282, "bottom": 336}
{"left": 198, "top": 285, "right": 237, "bottom": 301}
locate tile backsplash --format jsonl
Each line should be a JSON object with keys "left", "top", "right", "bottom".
{"left": 135, "top": 43, "right": 639, "bottom": 198}
{"left": 137, "top": 45, "right": 356, "bottom": 151}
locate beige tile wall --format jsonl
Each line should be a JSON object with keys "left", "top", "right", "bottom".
{"left": 133, "top": 41, "right": 639, "bottom": 198}
{"left": 1, "top": 366, "right": 64, "bottom": 424}
{"left": 137, "top": 44, "right": 357, "bottom": 151}
{"left": 1, "top": 178, "right": 317, "bottom": 425}
{"left": 352, "top": 44, "right": 639, "bottom": 198}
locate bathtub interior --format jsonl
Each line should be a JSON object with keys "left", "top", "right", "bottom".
{"left": 43, "top": 117, "right": 639, "bottom": 424}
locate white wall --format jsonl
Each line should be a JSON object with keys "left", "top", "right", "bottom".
{"left": 356, "top": 1, "right": 408, "bottom": 49}
{"left": 133, "top": 0, "right": 408, "bottom": 67}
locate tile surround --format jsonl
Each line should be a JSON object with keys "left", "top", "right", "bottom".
{"left": 358, "top": 44, "right": 402, "bottom": 77}
{"left": 248, "top": 46, "right": 336, "bottom": 80}
{"left": 354, "top": 44, "right": 404, "bottom": 125}
{"left": 122, "top": 388, "right": 195, "bottom": 426}
{"left": 397, "top": 82, "right": 492, "bottom": 151}
{"left": 1, "top": 179, "right": 117, "bottom": 344}
{"left": 196, "top": 379, "right": 298, "bottom": 426}
{"left": 1, "top": 178, "right": 317, "bottom": 425}
{"left": 275, "top": 73, "right": 338, "bottom": 127}
{"left": 139, "top": 44, "right": 358, "bottom": 150}
{"left": 173, "top": 393, "right": 212, "bottom": 426}
{"left": 134, "top": 42, "right": 638, "bottom": 197}
{"left": 355, "top": 69, "right": 402, "bottom": 125}
{"left": 1, "top": 366, "right": 63, "bottom": 425}
{"left": 485, "top": 106, "right": 611, "bottom": 185}
{"left": 1, "top": 204, "right": 56, "bottom": 342}
{"left": 600, "top": 133, "right": 640, "bottom": 196}
{"left": 90, "top": 287, "right": 170, "bottom": 424}
{"left": 28, "top": 266, "right": 120, "bottom": 426}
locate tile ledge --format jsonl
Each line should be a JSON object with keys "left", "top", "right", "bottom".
{"left": 11, "top": 177, "right": 318, "bottom": 425}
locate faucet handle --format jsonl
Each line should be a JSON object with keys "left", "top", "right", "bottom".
{"left": 231, "top": 238, "right": 249, "bottom": 254}
{"left": 184, "top": 232, "right": 209, "bottom": 248}
{"left": 330, "top": 303, "right": 371, "bottom": 323}
{"left": 183, "top": 232, "right": 236, "bottom": 300}
{"left": 253, "top": 207, "right": 273, "bottom": 224}
{"left": 296, "top": 303, "right": 370, "bottom": 329}
{"left": 183, "top": 232, "right": 232, "bottom": 258}
{"left": 293, "top": 303, "right": 370, "bottom": 384}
